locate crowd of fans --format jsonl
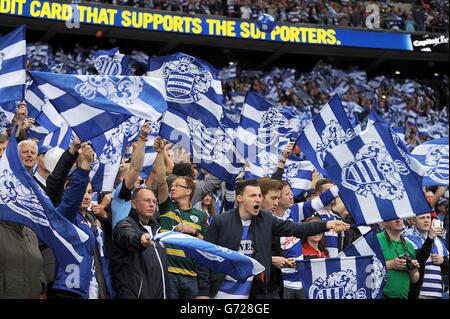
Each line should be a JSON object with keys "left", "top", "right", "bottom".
{"left": 0, "top": 33, "right": 448, "bottom": 300}
{"left": 73, "top": 0, "right": 449, "bottom": 33}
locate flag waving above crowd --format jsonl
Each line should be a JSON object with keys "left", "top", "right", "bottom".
{"left": 323, "top": 122, "right": 431, "bottom": 225}
{"left": 0, "top": 23, "right": 448, "bottom": 301}
{"left": 0, "top": 25, "right": 26, "bottom": 105}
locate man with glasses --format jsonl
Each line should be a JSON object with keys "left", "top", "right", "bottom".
{"left": 112, "top": 187, "right": 169, "bottom": 299}
{"left": 153, "top": 137, "right": 209, "bottom": 299}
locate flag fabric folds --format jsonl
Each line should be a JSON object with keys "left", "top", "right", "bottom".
{"left": 0, "top": 129, "right": 88, "bottom": 268}
{"left": 337, "top": 228, "right": 387, "bottom": 299}
{"left": 154, "top": 231, "right": 265, "bottom": 282}
{"left": 283, "top": 156, "right": 315, "bottom": 199}
{"left": 29, "top": 71, "right": 167, "bottom": 141}
{"left": 92, "top": 48, "right": 129, "bottom": 76}
{"left": 160, "top": 108, "right": 244, "bottom": 185}
{"left": 148, "top": 52, "right": 225, "bottom": 127}
{"left": 411, "top": 138, "right": 449, "bottom": 186}
{"left": 37, "top": 122, "right": 73, "bottom": 151}
{"left": 238, "top": 92, "right": 294, "bottom": 179}
{"left": 0, "top": 25, "right": 26, "bottom": 105}
{"left": 296, "top": 95, "right": 355, "bottom": 177}
{"left": 323, "top": 122, "right": 431, "bottom": 226}
{"left": 296, "top": 255, "right": 379, "bottom": 299}
{"left": 89, "top": 117, "right": 143, "bottom": 192}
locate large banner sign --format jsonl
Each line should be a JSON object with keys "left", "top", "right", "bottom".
{"left": 1, "top": 0, "right": 447, "bottom": 52}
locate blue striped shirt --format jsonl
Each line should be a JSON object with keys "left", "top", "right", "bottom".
{"left": 215, "top": 219, "right": 254, "bottom": 299}
{"left": 405, "top": 227, "right": 448, "bottom": 298}
{"left": 280, "top": 187, "right": 340, "bottom": 288}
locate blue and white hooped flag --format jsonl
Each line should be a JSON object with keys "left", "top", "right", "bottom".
{"left": 411, "top": 138, "right": 449, "bottom": 186}
{"left": 0, "top": 128, "right": 88, "bottom": 268}
{"left": 148, "top": 52, "right": 225, "bottom": 127}
{"left": 91, "top": 47, "right": 129, "bottom": 76}
{"left": 154, "top": 231, "right": 265, "bottom": 282}
{"left": 37, "top": 122, "right": 73, "bottom": 152}
{"left": 337, "top": 229, "right": 387, "bottom": 299}
{"left": 90, "top": 116, "right": 143, "bottom": 192}
{"left": 296, "top": 255, "right": 379, "bottom": 299}
{"left": 160, "top": 108, "right": 244, "bottom": 185}
{"left": 0, "top": 25, "right": 26, "bottom": 105}
{"left": 140, "top": 121, "right": 160, "bottom": 179}
{"left": 29, "top": 71, "right": 167, "bottom": 141}
{"left": 283, "top": 156, "right": 315, "bottom": 199}
{"left": 323, "top": 122, "right": 431, "bottom": 226}
{"left": 296, "top": 95, "right": 355, "bottom": 177}
{"left": 237, "top": 92, "right": 294, "bottom": 179}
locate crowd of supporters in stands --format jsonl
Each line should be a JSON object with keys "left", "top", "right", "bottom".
{"left": 74, "top": 0, "right": 449, "bottom": 33}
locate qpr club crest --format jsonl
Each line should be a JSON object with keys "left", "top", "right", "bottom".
{"left": 0, "top": 169, "right": 49, "bottom": 226}
{"left": 187, "top": 117, "right": 232, "bottom": 162}
{"left": 93, "top": 55, "right": 123, "bottom": 76}
{"left": 257, "top": 150, "right": 278, "bottom": 176}
{"left": 285, "top": 161, "right": 301, "bottom": 180}
{"left": 75, "top": 75, "right": 143, "bottom": 105}
{"left": 342, "top": 142, "right": 409, "bottom": 200}
{"left": 163, "top": 55, "right": 212, "bottom": 104}
{"left": 0, "top": 52, "right": 5, "bottom": 71}
{"left": 98, "top": 125, "right": 127, "bottom": 165}
{"left": 424, "top": 145, "right": 449, "bottom": 184}
{"left": 316, "top": 120, "right": 355, "bottom": 168}
{"left": 256, "top": 107, "right": 289, "bottom": 148}
{"left": 365, "top": 257, "right": 387, "bottom": 299}
{"left": 309, "top": 269, "right": 367, "bottom": 299}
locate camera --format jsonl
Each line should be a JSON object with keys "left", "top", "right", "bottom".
{"left": 399, "top": 254, "right": 415, "bottom": 271}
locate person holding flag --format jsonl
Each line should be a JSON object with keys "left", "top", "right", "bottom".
{"left": 0, "top": 138, "right": 46, "bottom": 298}
{"left": 47, "top": 143, "right": 114, "bottom": 299}
{"left": 153, "top": 136, "right": 209, "bottom": 299}
{"left": 197, "top": 179, "right": 349, "bottom": 299}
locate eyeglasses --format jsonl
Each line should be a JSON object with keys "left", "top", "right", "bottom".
{"left": 134, "top": 199, "right": 157, "bottom": 204}
{"left": 171, "top": 184, "right": 188, "bottom": 189}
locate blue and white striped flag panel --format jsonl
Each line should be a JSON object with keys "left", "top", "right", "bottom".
{"left": 37, "top": 123, "right": 73, "bottom": 151}
{"left": 0, "top": 25, "right": 26, "bottom": 105}
{"left": 89, "top": 117, "right": 142, "bottom": 192}
{"left": 148, "top": 52, "right": 225, "bottom": 127}
{"left": 154, "top": 231, "right": 265, "bottom": 282}
{"left": 296, "top": 255, "right": 383, "bottom": 299}
{"left": 160, "top": 108, "right": 244, "bottom": 185}
{"left": 25, "top": 81, "right": 66, "bottom": 133}
{"left": 283, "top": 157, "right": 315, "bottom": 199}
{"left": 296, "top": 95, "right": 355, "bottom": 177}
{"left": 411, "top": 138, "right": 449, "bottom": 186}
{"left": 141, "top": 125, "right": 160, "bottom": 179}
{"left": 0, "top": 129, "right": 89, "bottom": 269}
{"left": 91, "top": 47, "right": 129, "bottom": 76}
{"left": 338, "top": 229, "right": 385, "bottom": 261}
{"left": 29, "top": 71, "right": 167, "bottom": 121}
{"left": 323, "top": 122, "right": 431, "bottom": 226}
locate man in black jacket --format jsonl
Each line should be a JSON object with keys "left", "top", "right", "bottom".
{"left": 197, "top": 179, "right": 349, "bottom": 299}
{"left": 111, "top": 187, "right": 169, "bottom": 299}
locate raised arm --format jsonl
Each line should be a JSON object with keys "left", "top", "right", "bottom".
{"left": 298, "top": 185, "right": 340, "bottom": 220}
{"left": 271, "top": 142, "right": 294, "bottom": 180}
{"left": 56, "top": 143, "right": 94, "bottom": 222}
{"left": 124, "top": 122, "right": 151, "bottom": 190}
{"left": 46, "top": 137, "right": 81, "bottom": 206}
{"left": 430, "top": 186, "right": 448, "bottom": 208}
{"left": 153, "top": 136, "right": 169, "bottom": 204}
